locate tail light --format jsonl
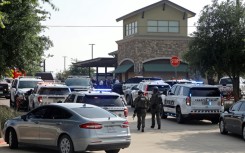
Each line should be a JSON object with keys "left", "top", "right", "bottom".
{"left": 124, "top": 107, "right": 128, "bottom": 117}
{"left": 186, "top": 96, "right": 191, "bottom": 106}
{"left": 38, "top": 96, "right": 42, "bottom": 103}
{"left": 79, "top": 122, "right": 102, "bottom": 129}
{"left": 221, "top": 96, "right": 224, "bottom": 106}
{"left": 121, "top": 121, "right": 129, "bottom": 128}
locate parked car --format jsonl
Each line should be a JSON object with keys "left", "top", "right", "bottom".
{"left": 164, "top": 79, "right": 192, "bottom": 87}
{"left": 122, "top": 76, "right": 162, "bottom": 94}
{"left": 64, "top": 90, "right": 128, "bottom": 118}
{"left": 65, "top": 76, "right": 93, "bottom": 92}
{"left": 0, "top": 79, "right": 11, "bottom": 99}
{"left": 124, "top": 85, "right": 138, "bottom": 105}
{"left": 163, "top": 84, "right": 224, "bottom": 124}
{"left": 10, "top": 76, "right": 43, "bottom": 111}
{"left": 219, "top": 100, "right": 245, "bottom": 140}
{"left": 3, "top": 103, "right": 131, "bottom": 153}
{"left": 28, "top": 83, "right": 71, "bottom": 110}
{"left": 131, "top": 80, "right": 170, "bottom": 107}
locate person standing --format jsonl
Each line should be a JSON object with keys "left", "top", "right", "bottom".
{"left": 150, "top": 86, "right": 162, "bottom": 129}
{"left": 133, "top": 90, "right": 149, "bottom": 132}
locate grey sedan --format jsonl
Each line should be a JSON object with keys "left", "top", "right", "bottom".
{"left": 3, "top": 103, "right": 131, "bottom": 153}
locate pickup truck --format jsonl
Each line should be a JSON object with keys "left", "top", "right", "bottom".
{"left": 218, "top": 77, "right": 245, "bottom": 100}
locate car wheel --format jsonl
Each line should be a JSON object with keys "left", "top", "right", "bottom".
{"left": 161, "top": 109, "right": 167, "bottom": 119}
{"left": 176, "top": 107, "right": 184, "bottom": 124}
{"left": 8, "top": 129, "right": 18, "bottom": 149}
{"left": 58, "top": 135, "right": 74, "bottom": 153}
{"left": 242, "top": 126, "right": 245, "bottom": 141}
{"left": 126, "top": 95, "right": 131, "bottom": 105}
{"left": 219, "top": 119, "right": 228, "bottom": 134}
{"left": 105, "top": 149, "right": 120, "bottom": 153}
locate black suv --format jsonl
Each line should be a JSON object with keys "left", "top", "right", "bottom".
{"left": 65, "top": 76, "right": 92, "bottom": 92}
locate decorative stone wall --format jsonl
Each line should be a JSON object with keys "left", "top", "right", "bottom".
{"left": 117, "top": 37, "right": 190, "bottom": 73}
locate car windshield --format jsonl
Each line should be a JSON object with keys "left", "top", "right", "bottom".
{"left": 147, "top": 85, "right": 170, "bottom": 91}
{"left": 72, "top": 107, "right": 117, "bottom": 118}
{"left": 65, "top": 78, "right": 90, "bottom": 86}
{"left": 18, "top": 80, "right": 41, "bottom": 88}
{"left": 190, "top": 88, "right": 220, "bottom": 97}
{"left": 220, "top": 78, "right": 232, "bottom": 85}
{"left": 82, "top": 95, "right": 124, "bottom": 107}
{"left": 38, "top": 87, "right": 70, "bottom": 95}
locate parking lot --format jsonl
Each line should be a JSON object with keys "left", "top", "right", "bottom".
{"left": 1, "top": 98, "right": 245, "bottom": 153}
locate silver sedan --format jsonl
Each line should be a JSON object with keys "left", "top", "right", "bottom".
{"left": 3, "top": 103, "right": 131, "bottom": 153}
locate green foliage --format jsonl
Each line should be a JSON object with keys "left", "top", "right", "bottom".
{"left": 0, "top": 0, "right": 56, "bottom": 76}
{"left": 0, "top": 106, "right": 21, "bottom": 137}
{"left": 183, "top": 0, "right": 245, "bottom": 101}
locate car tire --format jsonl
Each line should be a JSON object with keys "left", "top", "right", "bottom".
{"left": 219, "top": 119, "right": 228, "bottom": 134}
{"left": 176, "top": 107, "right": 184, "bottom": 124}
{"left": 126, "top": 95, "right": 131, "bottom": 105}
{"left": 8, "top": 129, "right": 18, "bottom": 149}
{"left": 58, "top": 135, "right": 74, "bottom": 153}
{"left": 242, "top": 126, "right": 245, "bottom": 141}
{"left": 105, "top": 149, "right": 120, "bottom": 153}
{"left": 211, "top": 119, "right": 219, "bottom": 124}
{"left": 161, "top": 109, "right": 167, "bottom": 119}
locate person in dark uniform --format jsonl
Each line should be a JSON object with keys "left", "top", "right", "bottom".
{"left": 150, "top": 86, "right": 162, "bottom": 129}
{"left": 133, "top": 90, "right": 149, "bottom": 132}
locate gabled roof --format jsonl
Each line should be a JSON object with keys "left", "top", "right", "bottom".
{"left": 116, "top": 0, "right": 196, "bottom": 22}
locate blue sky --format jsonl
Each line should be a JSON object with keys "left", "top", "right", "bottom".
{"left": 42, "top": 0, "right": 214, "bottom": 73}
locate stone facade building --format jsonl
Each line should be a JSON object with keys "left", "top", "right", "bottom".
{"left": 113, "top": 0, "right": 196, "bottom": 81}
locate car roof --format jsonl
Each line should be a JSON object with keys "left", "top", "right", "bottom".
{"left": 50, "top": 103, "right": 97, "bottom": 109}
{"left": 174, "top": 84, "right": 218, "bottom": 88}
{"left": 139, "top": 80, "right": 169, "bottom": 85}
{"left": 17, "top": 76, "right": 43, "bottom": 81}
{"left": 70, "top": 90, "right": 120, "bottom": 96}
{"left": 38, "top": 84, "right": 69, "bottom": 88}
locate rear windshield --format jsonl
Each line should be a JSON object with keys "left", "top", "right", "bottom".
{"left": 65, "top": 78, "right": 90, "bottom": 86}
{"left": 219, "top": 78, "right": 232, "bottom": 85}
{"left": 82, "top": 95, "right": 124, "bottom": 107}
{"left": 72, "top": 107, "right": 117, "bottom": 118}
{"left": 19, "top": 80, "right": 41, "bottom": 88}
{"left": 190, "top": 88, "right": 220, "bottom": 97}
{"left": 38, "top": 87, "right": 70, "bottom": 95}
{"left": 147, "top": 85, "right": 170, "bottom": 91}
{"left": 125, "top": 77, "right": 161, "bottom": 84}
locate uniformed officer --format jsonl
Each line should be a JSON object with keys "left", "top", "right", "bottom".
{"left": 150, "top": 86, "right": 162, "bottom": 129}
{"left": 133, "top": 90, "right": 149, "bottom": 132}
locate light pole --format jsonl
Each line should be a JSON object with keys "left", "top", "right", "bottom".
{"left": 63, "top": 56, "right": 67, "bottom": 71}
{"left": 89, "top": 44, "right": 95, "bottom": 59}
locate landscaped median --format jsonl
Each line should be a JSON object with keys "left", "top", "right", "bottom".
{"left": 0, "top": 105, "right": 21, "bottom": 145}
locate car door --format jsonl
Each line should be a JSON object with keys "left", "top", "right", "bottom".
{"left": 17, "top": 107, "right": 47, "bottom": 144}
{"left": 225, "top": 101, "right": 242, "bottom": 133}
{"left": 10, "top": 79, "right": 17, "bottom": 102}
{"left": 232, "top": 101, "right": 245, "bottom": 135}
{"left": 38, "top": 106, "right": 72, "bottom": 146}
{"left": 164, "top": 85, "right": 178, "bottom": 113}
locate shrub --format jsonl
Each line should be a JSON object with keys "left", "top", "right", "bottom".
{"left": 0, "top": 106, "right": 20, "bottom": 137}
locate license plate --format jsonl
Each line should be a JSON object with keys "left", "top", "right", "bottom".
{"left": 202, "top": 100, "right": 212, "bottom": 105}
{"left": 107, "top": 126, "right": 116, "bottom": 133}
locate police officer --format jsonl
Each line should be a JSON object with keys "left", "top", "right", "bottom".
{"left": 150, "top": 86, "right": 162, "bottom": 129}
{"left": 133, "top": 90, "right": 149, "bottom": 132}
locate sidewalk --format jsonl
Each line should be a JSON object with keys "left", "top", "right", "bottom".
{"left": 0, "top": 138, "right": 6, "bottom": 145}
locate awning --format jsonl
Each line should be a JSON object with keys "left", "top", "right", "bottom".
{"left": 114, "top": 64, "right": 133, "bottom": 73}
{"left": 143, "top": 64, "right": 188, "bottom": 72}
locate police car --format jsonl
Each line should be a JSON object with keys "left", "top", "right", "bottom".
{"left": 162, "top": 84, "right": 224, "bottom": 124}
{"left": 64, "top": 89, "right": 128, "bottom": 118}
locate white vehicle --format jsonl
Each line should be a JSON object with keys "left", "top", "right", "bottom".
{"left": 10, "top": 76, "right": 43, "bottom": 109}
{"left": 131, "top": 80, "right": 170, "bottom": 107}
{"left": 122, "top": 77, "right": 162, "bottom": 94}
{"left": 64, "top": 90, "right": 128, "bottom": 118}
{"left": 28, "top": 83, "right": 71, "bottom": 110}
{"left": 164, "top": 79, "right": 192, "bottom": 87}
{"left": 162, "top": 84, "right": 224, "bottom": 124}
{"left": 218, "top": 76, "right": 245, "bottom": 98}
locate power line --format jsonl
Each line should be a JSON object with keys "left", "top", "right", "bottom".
{"left": 44, "top": 25, "right": 197, "bottom": 28}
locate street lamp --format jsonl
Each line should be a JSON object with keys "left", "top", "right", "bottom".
{"left": 89, "top": 44, "right": 95, "bottom": 59}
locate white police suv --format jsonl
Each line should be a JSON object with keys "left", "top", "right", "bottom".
{"left": 162, "top": 84, "right": 224, "bottom": 124}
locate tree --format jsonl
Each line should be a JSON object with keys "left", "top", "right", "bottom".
{"left": 0, "top": 0, "right": 56, "bottom": 76}
{"left": 183, "top": 0, "right": 245, "bottom": 101}
{"left": 0, "top": 0, "right": 10, "bottom": 28}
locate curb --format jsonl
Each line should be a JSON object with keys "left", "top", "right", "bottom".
{"left": 0, "top": 138, "right": 6, "bottom": 145}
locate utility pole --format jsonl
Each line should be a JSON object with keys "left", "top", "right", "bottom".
{"left": 63, "top": 56, "right": 67, "bottom": 71}
{"left": 89, "top": 44, "right": 95, "bottom": 59}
